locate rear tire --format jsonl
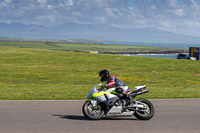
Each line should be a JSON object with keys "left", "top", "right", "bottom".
{"left": 134, "top": 99, "right": 155, "bottom": 120}
{"left": 82, "top": 101, "right": 104, "bottom": 120}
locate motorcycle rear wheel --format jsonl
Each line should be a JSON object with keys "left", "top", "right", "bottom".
{"left": 82, "top": 101, "right": 104, "bottom": 120}
{"left": 134, "top": 99, "right": 155, "bottom": 120}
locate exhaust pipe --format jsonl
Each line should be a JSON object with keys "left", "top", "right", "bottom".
{"left": 130, "top": 89, "right": 149, "bottom": 98}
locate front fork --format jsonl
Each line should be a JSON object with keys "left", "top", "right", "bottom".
{"left": 88, "top": 99, "right": 98, "bottom": 107}
{"left": 87, "top": 99, "right": 107, "bottom": 112}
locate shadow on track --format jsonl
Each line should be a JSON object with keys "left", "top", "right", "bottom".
{"left": 52, "top": 115, "right": 138, "bottom": 121}
{"left": 52, "top": 115, "right": 87, "bottom": 120}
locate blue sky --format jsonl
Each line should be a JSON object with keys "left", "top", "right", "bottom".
{"left": 1, "top": 0, "right": 200, "bottom": 37}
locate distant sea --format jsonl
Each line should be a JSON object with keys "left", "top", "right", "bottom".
{"left": 116, "top": 54, "right": 177, "bottom": 59}
{"left": 105, "top": 41, "right": 199, "bottom": 59}
{"left": 136, "top": 54, "right": 177, "bottom": 59}
{"left": 104, "top": 41, "right": 200, "bottom": 48}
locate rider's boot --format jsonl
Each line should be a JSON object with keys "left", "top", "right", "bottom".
{"left": 126, "top": 93, "right": 135, "bottom": 105}
{"left": 103, "top": 100, "right": 110, "bottom": 115}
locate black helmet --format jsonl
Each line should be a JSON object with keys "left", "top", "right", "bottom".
{"left": 99, "top": 70, "right": 110, "bottom": 82}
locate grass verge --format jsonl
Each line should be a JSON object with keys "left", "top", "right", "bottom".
{"left": 0, "top": 46, "right": 199, "bottom": 100}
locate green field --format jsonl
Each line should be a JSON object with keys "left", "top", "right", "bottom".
{"left": 0, "top": 46, "right": 200, "bottom": 100}
{"left": 0, "top": 40, "right": 182, "bottom": 52}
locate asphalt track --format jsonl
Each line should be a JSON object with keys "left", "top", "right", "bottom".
{"left": 0, "top": 99, "right": 200, "bottom": 133}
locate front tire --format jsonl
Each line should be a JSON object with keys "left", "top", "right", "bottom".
{"left": 82, "top": 101, "right": 104, "bottom": 120}
{"left": 134, "top": 99, "right": 155, "bottom": 120}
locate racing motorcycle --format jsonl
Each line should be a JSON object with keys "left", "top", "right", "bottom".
{"left": 82, "top": 83, "right": 155, "bottom": 120}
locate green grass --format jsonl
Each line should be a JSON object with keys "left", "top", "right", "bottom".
{"left": 0, "top": 46, "right": 200, "bottom": 100}
{"left": 0, "top": 40, "right": 181, "bottom": 52}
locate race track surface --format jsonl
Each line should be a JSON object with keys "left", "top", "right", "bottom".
{"left": 0, "top": 99, "right": 200, "bottom": 133}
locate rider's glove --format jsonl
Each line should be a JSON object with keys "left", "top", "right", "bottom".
{"left": 98, "top": 85, "right": 106, "bottom": 91}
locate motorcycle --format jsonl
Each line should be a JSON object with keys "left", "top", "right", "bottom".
{"left": 82, "top": 83, "right": 155, "bottom": 120}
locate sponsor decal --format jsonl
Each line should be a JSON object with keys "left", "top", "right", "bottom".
{"left": 109, "top": 112, "right": 121, "bottom": 115}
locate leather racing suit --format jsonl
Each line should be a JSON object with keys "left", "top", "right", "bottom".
{"left": 102, "top": 75, "right": 130, "bottom": 114}
{"left": 105, "top": 75, "right": 130, "bottom": 94}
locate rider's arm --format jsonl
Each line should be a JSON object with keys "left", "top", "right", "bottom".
{"left": 106, "top": 75, "right": 116, "bottom": 88}
{"left": 106, "top": 80, "right": 115, "bottom": 88}
{"left": 99, "top": 76, "right": 116, "bottom": 91}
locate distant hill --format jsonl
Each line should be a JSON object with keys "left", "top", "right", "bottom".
{"left": 1, "top": 22, "right": 200, "bottom": 43}
{"left": 0, "top": 36, "right": 104, "bottom": 44}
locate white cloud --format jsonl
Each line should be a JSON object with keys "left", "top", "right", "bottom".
{"left": 65, "top": 0, "right": 74, "bottom": 6}
{"left": 37, "top": 0, "right": 47, "bottom": 6}
{"left": 105, "top": 8, "right": 116, "bottom": 17}
{"left": 72, "top": 12, "right": 82, "bottom": 16}
{"left": 105, "top": 8, "right": 123, "bottom": 18}
{"left": 0, "top": 0, "right": 12, "bottom": 7}
{"left": 35, "top": 14, "right": 57, "bottom": 26}
{"left": 160, "top": 21, "right": 170, "bottom": 27}
{"left": 37, "top": 15, "right": 56, "bottom": 22}
{"left": 4, "top": 0, "right": 12, "bottom": 4}
{"left": 169, "top": 0, "right": 177, "bottom": 7}
{"left": 186, "top": 21, "right": 200, "bottom": 28}
{"left": 2, "top": 0, "right": 200, "bottom": 37}
{"left": 112, "top": 8, "right": 123, "bottom": 16}
{"left": 173, "top": 9, "right": 184, "bottom": 16}
{"left": 190, "top": 0, "right": 197, "bottom": 5}
{"left": 94, "top": 16, "right": 107, "bottom": 23}
{"left": 47, "top": 5, "right": 53, "bottom": 10}
{"left": 94, "top": 0, "right": 108, "bottom": 8}
{"left": 151, "top": 5, "right": 156, "bottom": 9}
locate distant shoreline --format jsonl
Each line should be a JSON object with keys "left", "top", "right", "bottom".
{"left": 98, "top": 50, "right": 184, "bottom": 55}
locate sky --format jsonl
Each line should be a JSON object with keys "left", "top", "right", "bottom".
{"left": 1, "top": 0, "right": 200, "bottom": 37}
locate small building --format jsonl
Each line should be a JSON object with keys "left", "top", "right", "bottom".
{"left": 189, "top": 47, "right": 200, "bottom": 60}
{"left": 89, "top": 51, "right": 98, "bottom": 54}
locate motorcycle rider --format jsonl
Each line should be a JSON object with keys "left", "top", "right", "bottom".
{"left": 99, "top": 70, "right": 130, "bottom": 94}
{"left": 98, "top": 70, "right": 130, "bottom": 114}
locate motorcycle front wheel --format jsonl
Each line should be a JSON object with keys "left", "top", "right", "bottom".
{"left": 82, "top": 101, "right": 104, "bottom": 120}
{"left": 134, "top": 99, "right": 155, "bottom": 120}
